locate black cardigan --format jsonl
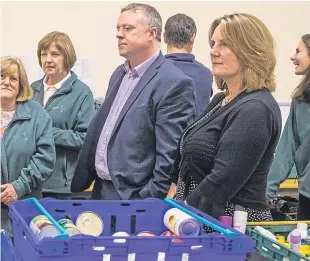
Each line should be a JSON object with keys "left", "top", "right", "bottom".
{"left": 171, "top": 89, "right": 282, "bottom": 218}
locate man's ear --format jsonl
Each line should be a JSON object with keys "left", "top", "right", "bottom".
{"left": 148, "top": 27, "right": 158, "bottom": 42}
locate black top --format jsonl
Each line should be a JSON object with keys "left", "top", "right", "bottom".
{"left": 165, "top": 53, "right": 213, "bottom": 117}
{"left": 171, "top": 89, "right": 282, "bottom": 218}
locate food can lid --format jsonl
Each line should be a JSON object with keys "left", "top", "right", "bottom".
{"left": 75, "top": 211, "right": 104, "bottom": 237}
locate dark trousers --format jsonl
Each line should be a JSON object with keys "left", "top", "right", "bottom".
{"left": 91, "top": 178, "right": 122, "bottom": 200}
{"left": 91, "top": 178, "right": 143, "bottom": 200}
{"left": 297, "top": 193, "right": 310, "bottom": 220}
{"left": 42, "top": 192, "right": 71, "bottom": 200}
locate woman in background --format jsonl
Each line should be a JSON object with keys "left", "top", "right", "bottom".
{"left": 267, "top": 34, "right": 310, "bottom": 220}
{"left": 168, "top": 13, "right": 282, "bottom": 222}
{"left": 31, "top": 32, "right": 95, "bottom": 199}
{"left": 1, "top": 56, "right": 55, "bottom": 236}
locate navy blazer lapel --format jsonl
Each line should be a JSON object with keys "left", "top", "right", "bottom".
{"left": 109, "top": 53, "right": 165, "bottom": 141}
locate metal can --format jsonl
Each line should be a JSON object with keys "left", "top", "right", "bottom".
{"left": 75, "top": 211, "right": 104, "bottom": 237}
{"left": 160, "top": 230, "right": 184, "bottom": 242}
{"left": 163, "top": 208, "right": 200, "bottom": 236}
{"left": 58, "top": 219, "right": 81, "bottom": 236}
{"left": 161, "top": 231, "right": 175, "bottom": 236}
{"left": 136, "top": 231, "right": 156, "bottom": 236}
{"left": 29, "top": 215, "right": 60, "bottom": 240}
{"left": 112, "top": 231, "right": 131, "bottom": 237}
{"left": 112, "top": 231, "right": 131, "bottom": 243}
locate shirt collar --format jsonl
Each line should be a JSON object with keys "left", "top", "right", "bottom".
{"left": 165, "top": 53, "right": 195, "bottom": 62}
{"left": 43, "top": 71, "right": 72, "bottom": 90}
{"left": 123, "top": 50, "right": 160, "bottom": 78}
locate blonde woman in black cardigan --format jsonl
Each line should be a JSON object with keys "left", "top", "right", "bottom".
{"left": 167, "top": 13, "right": 282, "bottom": 222}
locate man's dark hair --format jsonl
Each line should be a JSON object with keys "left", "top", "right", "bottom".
{"left": 121, "top": 3, "right": 162, "bottom": 42}
{"left": 164, "top": 13, "right": 197, "bottom": 48}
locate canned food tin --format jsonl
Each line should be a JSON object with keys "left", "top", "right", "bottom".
{"left": 136, "top": 231, "right": 156, "bottom": 236}
{"left": 163, "top": 208, "right": 200, "bottom": 236}
{"left": 37, "top": 225, "right": 61, "bottom": 241}
{"left": 161, "top": 231, "right": 175, "bottom": 236}
{"left": 112, "top": 231, "right": 131, "bottom": 243}
{"left": 75, "top": 211, "right": 104, "bottom": 237}
{"left": 112, "top": 232, "right": 131, "bottom": 237}
{"left": 58, "top": 219, "right": 81, "bottom": 236}
{"left": 160, "top": 230, "right": 184, "bottom": 242}
{"left": 29, "top": 215, "right": 60, "bottom": 240}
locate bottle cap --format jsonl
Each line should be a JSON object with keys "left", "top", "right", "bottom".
{"left": 297, "top": 223, "right": 308, "bottom": 231}
{"left": 219, "top": 216, "right": 233, "bottom": 227}
{"left": 290, "top": 229, "right": 301, "bottom": 244}
{"left": 233, "top": 210, "right": 248, "bottom": 223}
{"left": 234, "top": 205, "right": 245, "bottom": 211}
{"left": 181, "top": 221, "right": 200, "bottom": 236}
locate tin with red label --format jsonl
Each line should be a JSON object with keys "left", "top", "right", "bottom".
{"left": 136, "top": 231, "right": 156, "bottom": 236}
{"left": 161, "top": 230, "right": 184, "bottom": 242}
{"left": 161, "top": 231, "right": 175, "bottom": 236}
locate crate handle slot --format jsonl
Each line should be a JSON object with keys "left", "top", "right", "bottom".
{"left": 191, "top": 245, "right": 203, "bottom": 250}
{"left": 121, "top": 203, "right": 130, "bottom": 206}
{"left": 136, "top": 209, "right": 146, "bottom": 213}
{"left": 92, "top": 246, "right": 106, "bottom": 251}
{"left": 130, "top": 215, "right": 136, "bottom": 234}
{"left": 24, "top": 197, "right": 69, "bottom": 238}
{"left": 55, "top": 209, "right": 66, "bottom": 213}
{"left": 261, "top": 246, "right": 269, "bottom": 253}
{"left": 72, "top": 203, "right": 83, "bottom": 206}
{"left": 113, "top": 238, "right": 127, "bottom": 243}
{"left": 164, "top": 198, "right": 239, "bottom": 237}
{"left": 110, "top": 215, "right": 116, "bottom": 234}
{"left": 271, "top": 243, "right": 281, "bottom": 250}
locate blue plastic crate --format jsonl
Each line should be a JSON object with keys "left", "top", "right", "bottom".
{"left": 1, "top": 231, "right": 22, "bottom": 261}
{"left": 9, "top": 198, "right": 254, "bottom": 261}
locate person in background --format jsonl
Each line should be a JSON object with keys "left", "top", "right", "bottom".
{"left": 1, "top": 56, "right": 55, "bottom": 236}
{"left": 267, "top": 34, "right": 310, "bottom": 220}
{"left": 71, "top": 3, "right": 196, "bottom": 200}
{"left": 31, "top": 32, "right": 95, "bottom": 200}
{"left": 168, "top": 13, "right": 282, "bottom": 223}
{"left": 164, "top": 13, "right": 213, "bottom": 117}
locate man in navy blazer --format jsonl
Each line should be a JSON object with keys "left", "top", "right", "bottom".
{"left": 164, "top": 13, "right": 213, "bottom": 117}
{"left": 71, "top": 3, "right": 196, "bottom": 200}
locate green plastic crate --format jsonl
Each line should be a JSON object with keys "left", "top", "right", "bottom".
{"left": 247, "top": 228, "right": 309, "bottom": 261}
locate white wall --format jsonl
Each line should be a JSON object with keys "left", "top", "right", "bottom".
{"left": 1, "top": 1, "right": 309, "bottom": 101}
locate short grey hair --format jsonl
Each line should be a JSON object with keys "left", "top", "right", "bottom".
{"left": 121, "top": 3, "right": 162, "bottom": 42}
{"left": 164, "top": 13, "right": 197, "bottom": 48}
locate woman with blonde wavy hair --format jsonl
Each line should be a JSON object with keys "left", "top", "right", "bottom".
{"left": 267, "top": 34, "right": 310, "bottom": 220}
{"left": 0, "top": 56, "right": 55, "bottom": 236}
{"left": 167, "top": 13, "right": 282, "bottom": 223}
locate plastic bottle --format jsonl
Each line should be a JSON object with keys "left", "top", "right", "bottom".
{"left": 254, "top": 226, "right": 277, "bottom": 241}
{"left": 219, "top": 216, "right": 233, "bottom": 227}
{"left": 289, "top": 229, "right": 301, "bottom": 253}
{"left": 296, "top": 223, "right": 308, "bottom": 239}
{"left": 233, "top": 205, "right": 248, "bottom": 234}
